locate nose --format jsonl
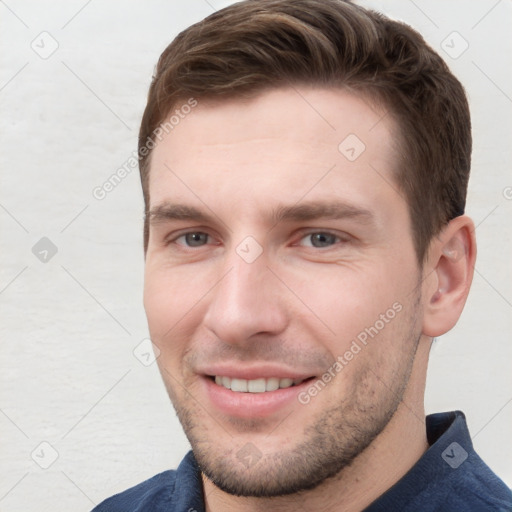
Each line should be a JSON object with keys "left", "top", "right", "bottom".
{"left": 202, "top": 247, "right": 288, "bottom": 345}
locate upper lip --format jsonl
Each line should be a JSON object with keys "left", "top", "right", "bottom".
{"left": 198, "top": 364, "right": 315, "bottom": 381}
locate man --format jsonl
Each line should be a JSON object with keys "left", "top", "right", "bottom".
{"left": 93, "top": 0, "right": 512, "bottom": 510}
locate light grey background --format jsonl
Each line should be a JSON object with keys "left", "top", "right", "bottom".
{"left": 1, "top": 1, "right": 511, "bottom": 510}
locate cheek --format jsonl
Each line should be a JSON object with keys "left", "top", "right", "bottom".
{"left": 283, "top": 261, "right": 414, "bottom": 351}
{"left": 144, "top": 280, "right": 204, "bottom": 385}
{"left": 143, "top": 264, "right": 208, "bottom": 344}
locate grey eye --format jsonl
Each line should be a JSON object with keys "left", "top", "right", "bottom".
{"left": 184, "top": 232, "right": 209, "bottom": 247}
{"left": 307, "top": 232, "right": 338, "bottom": 248}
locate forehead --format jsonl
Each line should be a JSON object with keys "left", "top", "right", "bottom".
{"left": 148, "top": 87, "right": 402, "bottom": 221}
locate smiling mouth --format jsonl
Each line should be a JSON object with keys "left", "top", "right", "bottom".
{"left": 208, "top": 375, "right": 315, "bottom": 393}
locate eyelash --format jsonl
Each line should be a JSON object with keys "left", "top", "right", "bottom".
{"left": 297, "top": 232, "right": 344, "bottom": 248}
{"left": 168, "top": 230, "right": 348, "bottom": 249}
{"left": 173, "top": 232, "right": 214, "bottom": 248}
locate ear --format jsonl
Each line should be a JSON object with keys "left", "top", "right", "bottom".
{"left": 422, "top": 215, "right": 477, "bottom": 337}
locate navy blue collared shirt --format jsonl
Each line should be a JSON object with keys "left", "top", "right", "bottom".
{"left": 92, "top": 411, "right": 512, "bottom": 511}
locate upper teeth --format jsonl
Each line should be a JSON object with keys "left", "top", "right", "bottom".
{"left": 214, "top": 376, "right": 302, "bottom": 393}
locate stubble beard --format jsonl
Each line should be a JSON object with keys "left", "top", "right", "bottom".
{"left": 160, "top": 299, "right": 422, "bottom": 497}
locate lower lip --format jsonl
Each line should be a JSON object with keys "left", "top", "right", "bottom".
{"left": 201, "top": 376, "right": 314, "bottom": 418}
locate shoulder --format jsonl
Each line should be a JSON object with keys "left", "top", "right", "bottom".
{"left": 91, "top": 451, "right": 203, "bottom": 512}
{"left": 366, "top": 411, "right": 512, "bottom": 512}
{"left": 415, "top": 411, "right": 512, "bottom": 511}
{"left": 91, "top": 469, "right": 177, "bottom": 512}
{"left": 440, "top": 450, "right": 512, "bottom": 511}
{"left": 429, "top": 411, "right": 512, "bottom": 511}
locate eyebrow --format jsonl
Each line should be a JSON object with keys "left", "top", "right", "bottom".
{"left": 147, "top": 200, "right": 375, "bottom": 229}
{"left": 147, "top": 203, "right": 216, "bottom": 225}
{"left": 270, "top": 201, "right": 375, "bottom": 226}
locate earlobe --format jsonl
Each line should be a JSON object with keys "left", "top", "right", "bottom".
{"left": 422, "top": 216, "right": 477, "bottom": 337}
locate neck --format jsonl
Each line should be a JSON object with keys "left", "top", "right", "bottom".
{"left": 203, "top": 340, "right": 431, "bottom": 512}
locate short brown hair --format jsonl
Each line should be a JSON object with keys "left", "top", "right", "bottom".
{"left": 139, "top": 0, "right": 471, "bottom": 262}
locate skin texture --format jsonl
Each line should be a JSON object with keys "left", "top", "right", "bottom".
{"left": 143, "top": 87, "right": 476, "bottom": 512}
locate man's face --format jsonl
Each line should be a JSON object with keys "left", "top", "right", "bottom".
{"left": 144, "top": 88, "right": 425, "bottom": 496}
